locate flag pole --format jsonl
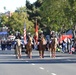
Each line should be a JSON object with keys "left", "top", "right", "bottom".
{"left": 35, "top": 18, "right": 38, "bottom": 44}
{"left": 24, "top": 22, "right": 27, "bottom": 44}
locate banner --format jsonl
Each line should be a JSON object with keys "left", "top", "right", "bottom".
{"left": 59, "top": 34, "right": 72, "bottom": 43}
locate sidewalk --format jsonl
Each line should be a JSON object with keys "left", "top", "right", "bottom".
{"left": 0, "top": 49, "right": 15, "bottom": 55}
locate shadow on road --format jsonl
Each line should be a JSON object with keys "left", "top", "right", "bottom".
{"left": 0, "top": 55, "right": 76, "bottom": 64}
{"left": 0, "top": 50, "right": 76, "bottom": 64}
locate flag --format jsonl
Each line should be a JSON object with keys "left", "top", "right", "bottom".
{"left": 34, "top": 22, "right": 38, "bottom": 43}
{"left": 24, "top": 23, "right": 26, "bottom": 44}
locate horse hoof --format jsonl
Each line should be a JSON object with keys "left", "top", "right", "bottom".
{"left": 17, "top": 57, "right": 20, "bottom": 59}
{"left": 19, "top": 56, "right": 21, "bottom": 58}
{"left": 40, "top": 56, "right": 43, "bottom": 58}
{"left": 42, "top": 56, "right": 44, "bottom": 58}
{"left": 40, "top": 56, "right": 42, "bottom": 58}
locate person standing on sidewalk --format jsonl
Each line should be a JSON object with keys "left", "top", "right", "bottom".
{"left": 6, "top": 39, "right": 12, "bottom": 50}
{"left": 67, "top": 38, "right": 71, "bottom": 53}
{"left": 1, "top": 39, "right": 6, "bottom": 50}
{"left": 62, "top": 40, "right": 67, "bottom": 53}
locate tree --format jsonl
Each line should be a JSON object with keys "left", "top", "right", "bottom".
{"left": 1, "top": 14, "right": 9, "bottom": 26}
{"left": 0, "top": 6, "right": 34, "bottom": 35}
{"left": 26, "top": 0, "right": 43, "bottom": 33}
{"left": 39, "top": 0, "right": 76, "bottom": 33}
{"left": 8, "top": 7, "right": 34, "bottom": 35}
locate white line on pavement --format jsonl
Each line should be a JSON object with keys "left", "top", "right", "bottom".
{"left": 46, "top": 70, "right": 49, "bottom": 72}
{"left": 39, "top": 67, "right": 44, "bottom": 70}
{"left": 31, "top": 63, "right": 35, "bottom": 65}
{"left": 25, "top": 61, "right": 29, "bottom": 62}
{"left": 51, "top": 73, "right": 57, "bottom": 75}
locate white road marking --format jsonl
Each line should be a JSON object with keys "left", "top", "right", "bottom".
{"left": 46, "top": 70, "right": 49, "bottom": 72}
{"left": 67, "top": 59, "right": 71, "bottom": 61}
{"left": 31, "top": 63, "right": 35, "bottom": 65}
{"left": 39, "top": 67, "right": 44, "bottom": 70}
{"left": 51, "top": 73, "right": 57, "bottom": 75}
{"left": 25, "top": 61, "right": 28, "bottom": 62}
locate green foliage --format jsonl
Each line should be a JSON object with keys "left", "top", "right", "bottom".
{"left": 26, "top": 0, "right": 43, "bottom": 33}
{"left": 39, "top": 0, "right": 76, "bottom": 33}
{"left": 1, "top": 6, "right": 34, "bottom": 35}
{"left": 1, "top": 15, "right": 9, "bottom": 26}
{"left": 9, "top": 7, "right": 34, "bottom": 35}
{"left": 1, "top": 0, "right": 76, "bottom": 36}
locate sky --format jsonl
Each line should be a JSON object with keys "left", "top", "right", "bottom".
{"left": 0, "top": 0, "right": 37, "bottom": 13}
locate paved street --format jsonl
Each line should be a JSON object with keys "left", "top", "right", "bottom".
{"left": 0, "top": 49, "right": 76, "bottom": 75}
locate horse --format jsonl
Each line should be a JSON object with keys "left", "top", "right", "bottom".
{"left": 38, "top": 36, "right": 46, "bottom": 58}
{"left": 25, "top": 36, "right": 33, "bottom": 59}
{"left": 49, "top": 37, "right": 58, "bottom": 58}
{"left": 15, "top": 39, "right": 22, "bottom": 59}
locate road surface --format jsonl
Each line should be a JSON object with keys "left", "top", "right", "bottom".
{"left": 0, "top": 49, "right": 76, "bottom": 75}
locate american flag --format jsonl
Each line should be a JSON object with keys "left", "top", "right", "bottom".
{"left": 35, "top": 22, "right": 38, "bottom": 43}
{"left": 24, "top": 23, "right": 26, "bottom": 44}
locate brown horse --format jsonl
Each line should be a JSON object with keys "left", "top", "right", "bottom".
{"left": 38, "top": 37, "right": 46, "bottom": 58}
{"left": 26, "top": 36, "right": 32, "bottom": 59}
{"left": 49, "top": 37, "right": 58, "bottom": 58}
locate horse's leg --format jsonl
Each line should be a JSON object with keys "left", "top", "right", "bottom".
{"left": 40, "top": 49, "right": 42, "bottom": 58}
{"left": 19, "top": 46, "right": 21, "bottom": 58}
{"left": 51, "top": 48, "right": 54, "bottom": 58}
{"left": 27, "top": 49, "right": 30, "bottom": 58}
{"left": 49, "top": 48, "right": 51, "bottom": 57}
{"left": 42, "top": 45, "right": 46, "bottom": 58}
{"left": 17, "top": 47, "right": 20, "bottom": 59}
{"left": 29, "top": 48, "right": 32, "bottom": 59}
{"left": 51, "top": 47, "right": 56, "bottom": 58}
{"left": 27, "top": 50, "right": 29, "bottom": 57}
{"left": 49, "top": 46, "right": 51, "bottom": 57}
{"left": 30, "top": 51, "right": 32, "bottom": 59}
{"left": 53, "top": 49, "right": 54, "bottom": 58}
{"left": 30, "top": 52, "right": 32, "bottom": 59}
{"left": 53, "top": 47, "right": 56, "bottom": 58}
{"left": 15, "top": 45, "right": 18, "bottom": 58}
{"left": 27, "top": 48, "right": 31, "bottom": 59}
{"left": 39, "top": 50, "right": 42, "bottom": 58}
{"left": 39, "top": 44, "right": 42, "bottom": 58}
{"left": 39, "top": 49, "right": 43, "bottom": 58}
{"left": 16, "top": 45, "right": 20, "bottom": 59}
{"left": 42, "top": 49, "right": 44, "bottom": 58}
